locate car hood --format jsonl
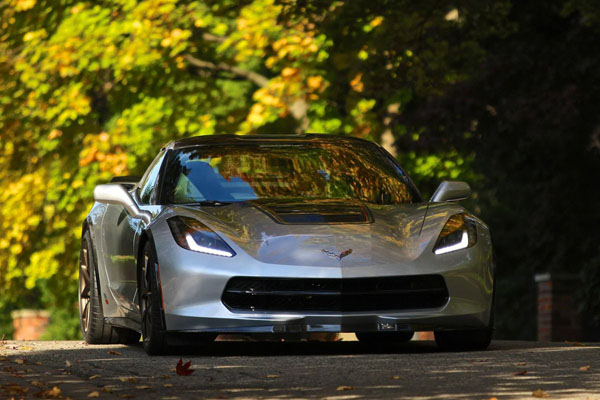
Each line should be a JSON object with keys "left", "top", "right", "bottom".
{"left": 166, "top": 199, "right": 459, "bottom": 267}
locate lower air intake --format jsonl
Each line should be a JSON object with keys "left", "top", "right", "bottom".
{"left": 222, "top": 275, "right": 449, "bottom": 313}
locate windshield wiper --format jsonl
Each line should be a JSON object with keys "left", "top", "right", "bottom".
{"left": 178, "top": 201, "right": 232, "bottom": 207}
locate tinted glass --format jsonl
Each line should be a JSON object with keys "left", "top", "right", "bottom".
{"left": 161, "top": 141, "right": 418, "bottom": 205}
{"left": 138, "top": 151, "right": 166, "bottom": 204}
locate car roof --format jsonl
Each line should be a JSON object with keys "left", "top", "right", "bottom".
{"left": 163, "top": 134, "right": 375, "bottom": 150}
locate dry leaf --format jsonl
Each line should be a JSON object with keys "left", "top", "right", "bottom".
{"left": 4, "top": 384, "right": 28, "bottom": 394}
{"left": 514, "top": 370, "right": 527, "bottom": 376}
{"left": 514, "top": 362, "right": 527, "bottom": 366}
{"left": 88, "top": 391, "right": 100, "bottom": 398}
{"left": 136, "top": 385, "right": 152, "bottom": 390}
{"left": 89, "top": 375, "right": 101, "bottom": 380}
{"left": 391, "top": 376, "right": 401, "bottom": 380}
{"left": 14, "top": 358, "right": 26, "bottom": 364}
{"left": 579, "top": 365, "right": 591, "bottom": 371}
{"left": 336, "top": 386, "right": 355, "bottom": 391}
{"left": 101, "top": 385, "right": 115, "bottom": 393}
{"left": 38, "top": 386, "right": 62, "bottom": 399}
{"left": 266, "top": 374, "right": 279, "bottom": 379}
{"left": 175, "top": 358, "right": 194, "bottom": 376}
{"left": 119, "top": 377, "right": 137, "bottom": 383}
{"left": 108, "top": 350, "right": 122, "bottom": 355}
{"left": 35, "top": 361, "right": 43, "bottom": 365}
{"left": 30, "top": 380, "right": 44, "bottom": 387}
{"left": 532, "top": 389, "right": 550, "bottom": 398}
{"left": 163, "top": 383, "right": 173, "bottom": 388}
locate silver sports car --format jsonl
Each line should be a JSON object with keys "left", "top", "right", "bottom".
{"left": 79, "top": 134, "right": 494, "bottom": 355}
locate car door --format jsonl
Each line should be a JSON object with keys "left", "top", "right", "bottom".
{"left": 101, "top": 151, "right": 166, "bottom": 317}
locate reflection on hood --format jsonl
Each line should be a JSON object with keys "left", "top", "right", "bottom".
{"left": 249, "top": 198, "right": 373, "bottom": 224}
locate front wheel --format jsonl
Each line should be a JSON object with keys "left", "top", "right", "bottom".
{"left": 139, "top": 240, "right": 168, "bottom": 355}
{"left": 79, "top": 230, "right": 140, "bottom": 344}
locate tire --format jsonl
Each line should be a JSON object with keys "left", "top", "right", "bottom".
{"left": 139, "top": 240, "right": 169, "bottom": 355}
{"left": 355, "top": 331, "right": 414, "bottom": 344}
{"left": 79, "top": 230, "right": 141, "bottom": 344}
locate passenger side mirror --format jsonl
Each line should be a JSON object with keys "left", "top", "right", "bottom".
{"left": 94, "top": 184, "right": 151, "bottom": 224}
{"left": 430, "top": 181, "right": 471, "bottom": 202}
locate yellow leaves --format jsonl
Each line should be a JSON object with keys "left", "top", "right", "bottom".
{"left": 370, "top": 16, "right": 384, "bottom": 27}
{"left": 532, "top": 389, "right": 550, "bottom": 398}
{"left": 13, "top": 0, "right": 36, "bottom": 11}
{"left": 579, "top": 365, "right": 591, "bottom": 371}
{"left": 281, "top": 67, "right": 299, "bottom": 78}
{"left": 48, "top": 129, "right": 62, "bottom": 140}
{"left": 350, "top": 73, "right": 364, "bottom": 92}
{"left": 307, "top": 75, "right": 323, "bottom": 90}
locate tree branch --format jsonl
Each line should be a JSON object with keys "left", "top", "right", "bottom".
{"left": 201, "top": 33, "right": 226, "bottom": 43}
{"left": 184, "top": 54, "right": 269, "bottom": 87}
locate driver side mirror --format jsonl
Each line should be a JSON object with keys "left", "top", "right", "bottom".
{"left": 430, "top": 181, "right": 471, "bottom": 202}
{"left": 94, "top": 184, "right": 151, "bottom": 224}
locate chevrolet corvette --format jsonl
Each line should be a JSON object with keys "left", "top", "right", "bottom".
{"left": 79, "top": 134, "right": 494, "bottom": 354}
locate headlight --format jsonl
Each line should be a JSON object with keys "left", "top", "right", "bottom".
{"left": 433, "top": 213, "right": 477, "bottom": 255}
{"left": 167, "top": 216, "right": 236, "bottom": 257}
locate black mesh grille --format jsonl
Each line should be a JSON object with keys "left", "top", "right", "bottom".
{"left": 222, "top": 275, "right": 449, "bottom": 313}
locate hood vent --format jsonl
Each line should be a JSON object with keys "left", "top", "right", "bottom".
{"left": 250, "top": 199, "right": 373, "bottom": 225}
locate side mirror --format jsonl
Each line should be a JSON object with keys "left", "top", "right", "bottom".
{"left": 430, "top": 181, "right": 471, "bottom": 202}
{"left": 110, "top": 176, "right": 141, "bottom": 190}
{"left": 94, "top": 184, "right": 151, "bottom": 224}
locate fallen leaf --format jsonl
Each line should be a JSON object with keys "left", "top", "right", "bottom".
{"left": 14, "top": 358, "right": 26, "bottom": 364}
{"left": 532, "top": 389, "right": 550, "bottom": 398}
{"left": 38, "top": 386, "right": 62, "bottom": 399}
{"left": 3, "top": 384, "right": 28, "bottom": 394}
{"left": 163, "top": 383, "right": 173, "bottom": 388}
{"left": 101, "top": 385, "right": 115, "bottom": 393}
{"left": 579, "top": 365, "right": 591, "bottom": 371}
{"left": 514, "top": 362, "right": 527, "bottom": 366}
{"left": 136, "top": 385, "right": 152, "bottom": 390}
{"left": 514, "top": 370, "right": 527, "bottom": 376}
{"left": 88, "top": 391, "right": 100, "bottom": 398}
{"left": 108, "top": 350, "right": 122, "bottom": 355}
{"left": 391, "top": 376, "right": 401, "bottom": 380}
{"left": 336, "top": 386, "right": 355, "bottom": 391}
{"left": 30, "top": 380, "right": 45, "bottom": 387}
{"left": 119, "top": 377, "right": 137, "bottom": 383}
{"left": 265, "top": 374, "right": 279, "bottom": 379}
{"left": 175, "top": 358, "right": 194, "bottom": 376}
{"left": 89, "top": 375, "right": 101, "bottom": 380}
{"left": 65, "top": 360, "right": 72, "bottom": 367}
{"left": 35, "top": 361, "right": 43, "bottom": 365}
{"left": 160, "top": 375, "right": 170, "bottom": 379}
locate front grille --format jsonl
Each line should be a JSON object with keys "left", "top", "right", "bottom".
{"left": 222, "top": 275, "right": 449, "bottom": 313}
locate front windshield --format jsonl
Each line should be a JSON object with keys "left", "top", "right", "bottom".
{"left": 160, "top": 141, "right": 419, "bottom": 205}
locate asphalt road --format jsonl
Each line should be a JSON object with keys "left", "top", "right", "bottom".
{"left": 1, "top": 339, "right": 599, "bottom": 399}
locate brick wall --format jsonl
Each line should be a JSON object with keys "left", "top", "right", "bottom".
{"left": 11, "top": 310, "right": 50, "bottom": 340}
{"left": 535, "top": 273, "right": 582, "bottom": 341}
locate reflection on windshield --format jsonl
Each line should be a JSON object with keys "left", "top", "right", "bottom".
{"left": 161, "top": 142, "right": 416, "bottom": 205}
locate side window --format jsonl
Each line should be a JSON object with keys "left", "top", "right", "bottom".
{"left": 138, "top": 151, "right": 166, "bottom": 205}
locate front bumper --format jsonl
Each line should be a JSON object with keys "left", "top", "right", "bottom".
{"left": 153, "top": 224, "right": 494, "bottom": 334}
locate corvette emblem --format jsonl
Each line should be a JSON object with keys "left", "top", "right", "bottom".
{"left": 321, "top": 248, "right": 353, "bottom": 260}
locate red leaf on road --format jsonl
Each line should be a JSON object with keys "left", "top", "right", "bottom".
{"left": 175, "top": 358, "right": 194, "bottom": 376}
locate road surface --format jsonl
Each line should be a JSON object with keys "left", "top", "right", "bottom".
{"left": 1, "top": 339, "right": 599, "bottom": 399}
